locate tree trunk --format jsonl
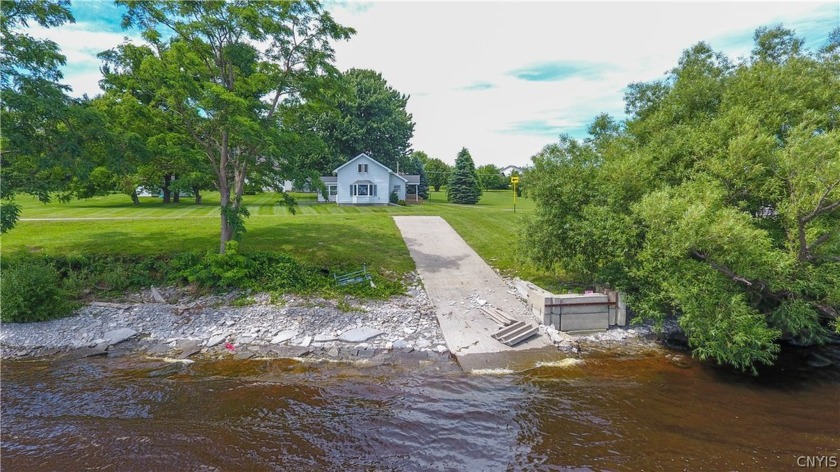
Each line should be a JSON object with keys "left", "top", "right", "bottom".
{"left": 219, "top": 185, "right": 233, "bottom": 254}
{"left": 218, "top": 132, "right": 232, "bottom": 254}
{"left": 130, "top": 191, "right": 140, "bottom": 205}
{"left": 173, "top": 190, "right": 180, "bottom": 203}
{"left": 162, "top": 174, "right": 172, "bottom": 203}
{"left": 194, "top": 187, "right": 202, "bottom": 204}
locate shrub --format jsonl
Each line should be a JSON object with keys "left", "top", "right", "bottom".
{"left": 397, "top": 200, "right": 406, "bottom": 206}
{"left": 389, "top": 191, "right": 399, "bottom": 204}
{"left": 1, "top": 257, "right": 76, "bottom": 322}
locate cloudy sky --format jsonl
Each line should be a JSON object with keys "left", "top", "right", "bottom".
{"left": 36, "top": 1, "right": 840, "bottom": 167}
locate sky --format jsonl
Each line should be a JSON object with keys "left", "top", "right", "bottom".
{"left": 31, "top": 1, "right": 840, "bottom": 167}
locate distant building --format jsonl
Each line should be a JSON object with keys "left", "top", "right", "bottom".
{"left": 500, "top": 165, "right": 522, "bottom": 177}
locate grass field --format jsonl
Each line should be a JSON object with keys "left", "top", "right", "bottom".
{"left": 2, "top": 189, "right": 563, "bottom": 288}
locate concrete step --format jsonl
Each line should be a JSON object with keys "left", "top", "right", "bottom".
{"left": 504, "top": 326, "right": 539, "bottom": 346}
{"left": 480, "top": 306, "right": 515, "bottom": 326}
{"left": 492, "top": 321, "right": 539, "bottom": 346}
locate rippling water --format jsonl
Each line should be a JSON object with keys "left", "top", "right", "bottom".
{"left": 2, "top": 347, "right": 838, "bottom": 471}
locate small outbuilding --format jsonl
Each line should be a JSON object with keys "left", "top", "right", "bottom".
{"left": 318, "top": 153, "right": 420, "bottom": 205}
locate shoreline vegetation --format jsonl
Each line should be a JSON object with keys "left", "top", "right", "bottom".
{"left": 0, "top": 189, "right": 663, "bottom": 365}
{"left": 1, "top": 190, "right": 569, "bottom": 323}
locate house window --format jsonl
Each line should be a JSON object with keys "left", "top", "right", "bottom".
{"left": 393, "top": 185, "right": 401, "bottom": 194}
{"left": 358, "top": 163, "right": 368, "bottom": 173}
{"left": 351, "top": 183, "right": 376, "bottom": 197}
{"left": 328, "top": 185, "right": 337, "bottom": 196}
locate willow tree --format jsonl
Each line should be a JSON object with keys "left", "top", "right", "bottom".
{"left": 112, "top": 1, "right": 353, "bottom": 253}
{"left": 525, "top": 26, "right": 840, "bottom": 372}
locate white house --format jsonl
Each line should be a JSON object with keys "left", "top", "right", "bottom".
{"left": 500, "top": 165, "right": 523, "bottom": 177}
{"left": 318, "top": 153, "right": 419, "bottom": 205}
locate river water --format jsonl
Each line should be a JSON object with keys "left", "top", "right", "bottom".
{"left": 2, "top": 347, "right": 838, "bottom": 471}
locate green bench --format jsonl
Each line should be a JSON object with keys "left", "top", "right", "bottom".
{"left": 334, "top": 264, "right": 373, "bottom": 286}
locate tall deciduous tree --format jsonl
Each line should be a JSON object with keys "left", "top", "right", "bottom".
{"left": 425, "top": 157, "right": 450, "bottom": 192}
{"left": 525, "top": 26, "right": 840, "bottom": 372}
{"left": 112, "top": 1, "right": 353, "bottom": 253}
{"left": 476, "top": 164, "right": 506, "bottom": 190}
{"left": 294, "top": 68, "right": 415, "bottom": 173}
{"left": 0, "top": 0, "right": 74, "bottom": 232}
{"left": 447, "top": 147, "right": 481, "bottom": 204}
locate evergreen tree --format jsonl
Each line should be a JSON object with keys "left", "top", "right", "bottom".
{"left": 406, "top": 153, "right": 430, "bottom": 199}
{"left": 417, "top": 165, "right": 430, "bottom": 200}
{"left": 446, "top": 148, "right": 481, "bottom": 204}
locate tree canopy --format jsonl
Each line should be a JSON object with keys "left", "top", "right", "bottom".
{"left": 476, "top": 164, "right": 507, "bottom": 190}
{"left": 290, "top": 68, "right": 415, "bottom": 173}
{"left": 524, "top": 26, "right": 840, "bottom": 372}
{"left": 108, "top": 0, "right": 353, "bottom": 253}
{"left": 0, "top": 0, "right": 75, "bottom": 232}
{"left": 424, "top": 157, "right": 450, "bottom": 192}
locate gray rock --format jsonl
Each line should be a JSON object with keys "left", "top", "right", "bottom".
{"left": 339, "top": 327, "right": 385, "bottom": 343}
{"left": 103, "top": 328, "right": 137, "bottom": 346}
{"left": 273, "top": 346, "right": 313, "bottom": 358}
{"left": 355, "top": 348, "right": 376, "bottom": 358}
{"left": 313, "top": 334, "right": 337, "bottom": 342}
{"left": 271, "top": 330, "right": 297, "bottom": 344}
{"left": 177, "top": 340, "right": 202, "bottom": 359}
{"left": 151, "top": 286, "right": 166, "bottom": 303}
{"left": 59, "top": 346, "right": 108, "bottom": 361}
{"left": 327, "top": 347, "right": 340, "bottom": 357}
{"left": 146, "top": 343, "right": 173, "bottom": 356}
{"left": 298, "top": 335, "right": 312, "bottom": 347}
{"left": 392, "top": 339, "right": 409, "bottom": 350}
{"left": 415, "top": 338, "right": 431, "bottom": 349}
{"left": 207, "top": 334, "right": 227, "bottom": 347}
{"left": 233, "top": 351, "right": 255, "bottom": 360}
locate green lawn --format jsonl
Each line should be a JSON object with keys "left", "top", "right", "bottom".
{"left": 2, "top": 189, "right": 563, "bottom": 288}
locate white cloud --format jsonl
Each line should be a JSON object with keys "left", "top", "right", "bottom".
{"left": 330, "top": 1, "right": 837, "bottom": 166}
{"left": 28, "top": 1, "right": 838, "bottom": 167}
{"left": 26, "top": 21, "right": 139, "bottom": 97}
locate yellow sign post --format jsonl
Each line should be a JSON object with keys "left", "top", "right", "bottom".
{"left": 511, "top": 176, "right": 519, "bottom": 212}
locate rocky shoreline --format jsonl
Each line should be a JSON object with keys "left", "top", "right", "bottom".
{"left": 0, "top": 278, "right": 667, "bottom": 366}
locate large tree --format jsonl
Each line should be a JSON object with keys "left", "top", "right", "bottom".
{"left": 425, "top": 157, "right": 450, "bottom": 192}
{"left": 0, "top": 0, "right": 74, "bottom": 232}
{"left": 525, "top": 26, "right": 840, "bottom": 372}
{"left": 476, "top": 163, "right": 507, "bottom": 190}
{"left": 295, "top": 68, "right": 415, "bottom": 173}
{"left": 447, "top": 147, "right": 481, "bottom": 204}
{"left": 111, "top": 1, "right": 353, "bottom": 253}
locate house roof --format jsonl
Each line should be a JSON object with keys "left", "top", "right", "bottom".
{"left": 403, "top": 174, "right": 421, "bottom": 184}
{"left": 320, "top": 176, "right": 337, "bottom": 183}
{"left": 333, "top": 153, "right": 407, "bottom": 182}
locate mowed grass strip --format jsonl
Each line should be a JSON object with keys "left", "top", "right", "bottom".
{"left": 4, "top": 190, "right": 563, "bottom": 285}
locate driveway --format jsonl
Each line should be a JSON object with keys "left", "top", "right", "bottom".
{"left": 393, "top": 216, "right": 558, "bottom": 372}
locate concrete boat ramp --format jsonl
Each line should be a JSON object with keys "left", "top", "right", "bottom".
{"left": 393, "top": 216, "right": 562, "bottom": 372}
